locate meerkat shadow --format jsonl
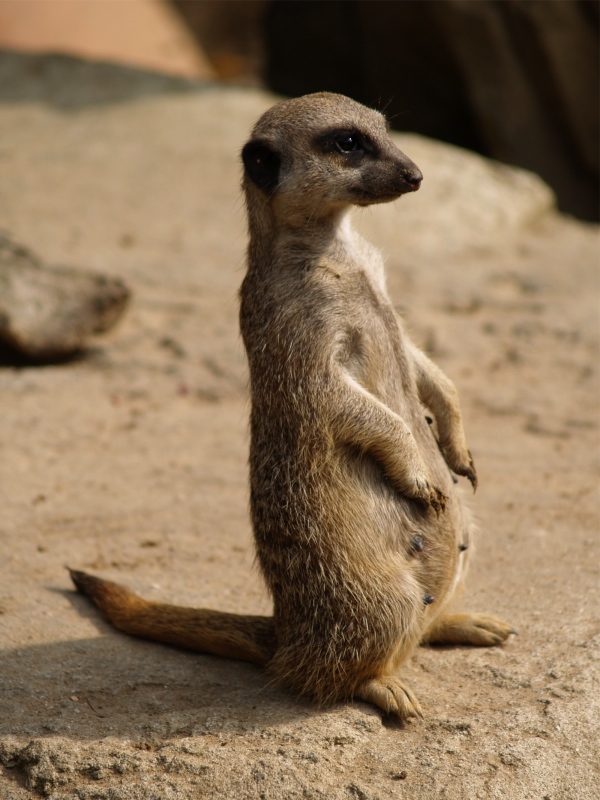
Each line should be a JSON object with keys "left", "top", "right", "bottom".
{"left": 13, "top": 586, "right": 316, "bottom": 740}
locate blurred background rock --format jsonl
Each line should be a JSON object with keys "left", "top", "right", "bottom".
{"left": 0, "top": 0, "right": 597, "bottom": 221}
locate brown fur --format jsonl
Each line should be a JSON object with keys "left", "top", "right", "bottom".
{"left": 70, "top": 93, "right": 513, "bottom": 721}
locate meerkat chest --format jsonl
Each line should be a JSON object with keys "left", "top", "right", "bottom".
{"left": 324, "top": 223, "right": 414, "bottom": 408}
{"left": 341, "top": 280, "right": 407, "bottom": 390}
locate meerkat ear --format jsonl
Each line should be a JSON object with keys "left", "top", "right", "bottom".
{"left": 242, "top": 139, "right": 281, "bottom": 194}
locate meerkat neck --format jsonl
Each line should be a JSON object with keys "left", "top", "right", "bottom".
{"left": 277, "top": 207, "right": 351, "bottom": 245}
{"left": 246, "top": 196, "right": 355, "bottom": 272}
{"left": 277, "top": 209, "right": 357, "bottom": 273}
{"left": 334, "top": 211, "right": 357, "bottom": 251}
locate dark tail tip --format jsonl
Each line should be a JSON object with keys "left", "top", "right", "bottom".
{"left": 67, "top": 567, "right": 104, "bottom": 598}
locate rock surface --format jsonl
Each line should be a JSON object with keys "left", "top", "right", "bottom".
{"left": 0, "top": 55, "right": 598, "bottom": 799}
{"left": 0, "top": 232, "right": 130, "bottom": 359}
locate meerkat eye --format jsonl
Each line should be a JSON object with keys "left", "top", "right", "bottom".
{"left": 334, "top": 135, "right": 362, "bottom": 154}
{"left": 315, "top": 129, "right": 371, "bottom": 156}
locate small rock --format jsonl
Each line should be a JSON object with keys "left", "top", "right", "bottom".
{"left": 0, "top": 231, "right": 130, "bottom": 359}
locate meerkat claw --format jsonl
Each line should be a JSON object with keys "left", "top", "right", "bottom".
{"left": 432, "top": 487, "right": 447, "bottom": 515}
{"left": 421, "top": 486, "right": 446, "bottom": 516}
{"left": 466, "top": 453, "right": 478, "bottom": 491}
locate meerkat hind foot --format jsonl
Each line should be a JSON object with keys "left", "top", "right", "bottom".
{"left": 424, "top": 612, "right": 516, "bottom": 647}
{"left": 355, "top": 676, "right": 423, "bottom": 721}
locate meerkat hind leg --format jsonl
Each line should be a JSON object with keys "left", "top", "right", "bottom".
{"left": 423, "top": 612, "right": 515, "bottom": 647}
{"left": 355, "top": 676, "right": 423, "bottom": 721}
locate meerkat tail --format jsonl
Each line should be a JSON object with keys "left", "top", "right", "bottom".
{"left": 67, "top": 569, "right": 276, "bottom": 667}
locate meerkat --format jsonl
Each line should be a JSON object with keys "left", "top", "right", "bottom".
{"left": 70, "top": 92, "right": 514, "bottom": 721}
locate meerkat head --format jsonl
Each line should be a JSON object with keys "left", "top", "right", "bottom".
{"left": 241, "top": 92, "right": 422, "bottom": 226}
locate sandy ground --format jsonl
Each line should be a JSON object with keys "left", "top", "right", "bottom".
{"left": 0, "top": 55, "right": 598, "bottom": 799}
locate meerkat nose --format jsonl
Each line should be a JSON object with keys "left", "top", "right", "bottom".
{"left": 404, "top": 168, "right": 423, "bottom": 191}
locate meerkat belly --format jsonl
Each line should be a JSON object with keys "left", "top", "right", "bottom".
{"left": 331, "top": 306, "right": 466, "bottom": 608}
{"left": 335, "top": 447, "right": 462, "bottom": 593}
{"left": 248, "top": 291, "right": 464, "bottom": 620}
{"left": 250, "top": 401, "right": 463, "bottom": 645}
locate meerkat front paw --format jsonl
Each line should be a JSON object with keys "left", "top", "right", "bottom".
{"left": 448, "top": 449, "right": 478, "bottom": 491}
{"left": 427, "top": 484, "right": 447, "bottom": 515}
{"left": 355, "top": 676, "right": 423, "bottom": 721}
{"left": 412, "top": 477, "right": 447, "bottom": 515}
{"left": 422, "top": 612, "right": 516, "bottom": 647}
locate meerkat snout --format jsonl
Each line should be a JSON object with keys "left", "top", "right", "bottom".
{"left": 403, "top": 167, "right": 423, "bottom": 191}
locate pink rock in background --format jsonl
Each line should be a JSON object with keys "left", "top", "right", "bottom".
{"left": 0, "top": 0, "right": 214, "bottom": 78}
